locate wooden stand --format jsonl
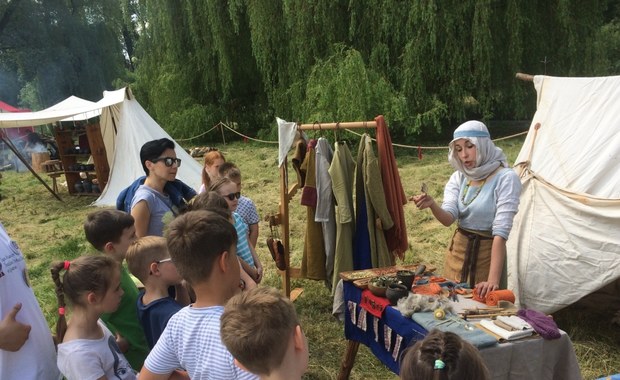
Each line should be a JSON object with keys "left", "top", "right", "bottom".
{"left": 276, "top": 120, "right": 377, "bottom": 298}
{"left": 54, "top": 123, "right": 109, "bottom": 196}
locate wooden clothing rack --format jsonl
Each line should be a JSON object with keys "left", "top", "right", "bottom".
{"left": 276, "top": 120, "right": 377, "bottom": 298}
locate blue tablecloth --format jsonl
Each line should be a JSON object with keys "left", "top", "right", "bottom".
{"left": 343, "top": 281, "right": 426, "bottom": 374}
{"left": 343, "top": 281, "right": 583, "bottom": 379}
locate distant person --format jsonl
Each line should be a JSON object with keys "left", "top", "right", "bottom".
{"left": 399, "top": 329, "right": 490, "bottom": 380}
{"left": 128, "top": 138, "right": 195, "bottom": 237}
{"left": 199, "top": 147, "right": 226, "bottom": 193}
{"left": 221, "top": 286, "right": 309, "bottom": 380}
{"left": 52, "top": 255, "right": 137, "bottom": 379}
{"left": 185, "top": 191, "right": 257, "bottom": 291}
{"left": 219, "top": 162, "right": 260, "bottom": 248}
{"left": 125, "top": 236, "right": 187, "bottom": 348}
{"left": 0, "top": 222, "right": 62, "bottom": 380}
{"left": 210, "top": 177, "right": 263, "bottom": 284}
{"left": 84, "top": 209, "right": 150, "bottom": 369}
{"left": 139, "top": 210, "right": 258, "bottom": 380}
{"left": 411, "top": 121, "right": 521, "bottom": 298}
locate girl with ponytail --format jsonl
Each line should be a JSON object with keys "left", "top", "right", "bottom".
{"left": 51, "top": 255, "right": 137, "bottom": 379}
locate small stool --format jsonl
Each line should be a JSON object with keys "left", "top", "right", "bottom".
{"left": 42, "top": 160, "right": 63, "bottom": 173}
{"left": 47, "top": 172, "right": 63, "bottom": 193}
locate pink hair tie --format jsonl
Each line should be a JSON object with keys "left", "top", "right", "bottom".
{"left": 58, "top": 307, "right": 65, "bottom": 316}
{"left": 63, "top": 260, "right": 70, "bottom": 270}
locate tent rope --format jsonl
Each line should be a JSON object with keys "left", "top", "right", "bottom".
{"left": 174, "top": 120, "right": 528, "bottom": 150}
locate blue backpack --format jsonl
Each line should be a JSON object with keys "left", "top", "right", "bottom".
{"left": 116, "top": 176, "right": 197, "bottom": 215}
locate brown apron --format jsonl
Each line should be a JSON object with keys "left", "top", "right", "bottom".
{"left": 443, "top": 227, "right": 493, "bottom": 287}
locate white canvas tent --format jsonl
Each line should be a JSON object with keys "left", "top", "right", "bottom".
{"left": 507, "top": 75, "right": 620, "bottom": 314}
{"left": 0, "top": 88, "right": 203, "bottom": 206}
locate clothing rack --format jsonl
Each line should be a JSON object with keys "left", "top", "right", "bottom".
{"left": 277, "top": 120, "right": 377, "bottom": 298}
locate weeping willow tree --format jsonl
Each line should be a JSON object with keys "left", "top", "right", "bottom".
{"left": 131, "top": 0, "right": 613, "bottom": 142}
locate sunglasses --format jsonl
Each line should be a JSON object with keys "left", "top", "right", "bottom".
{"left": 224, "top": 192, "right": 241, "bottom": 201}
{"left": 151, "top": 157, "right": 182, "bottom": 167}
{"left": 156, "top": 258, "right": 173, "bottom": 264}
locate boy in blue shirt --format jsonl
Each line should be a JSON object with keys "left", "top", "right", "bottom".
{"left": 126, "top": 236, "right": 187, "bottom": 348}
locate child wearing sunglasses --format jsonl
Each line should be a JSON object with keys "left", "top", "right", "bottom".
{"left": 125, "top": 236, "right": 187, "bottom": 348}
{"left": 210, "top": 177, "right": 264, "bottom": 284}
{"left": 218, "top": 162, "right": 260, "bottom": 249}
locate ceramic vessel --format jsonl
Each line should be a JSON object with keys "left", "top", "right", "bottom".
{"left": 386, "top": 283, "right": 409, "bottom": 306}
{"left": 396, "top": 270, "right": 415, "bottom": 290}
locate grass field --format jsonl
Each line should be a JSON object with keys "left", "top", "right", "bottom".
{"left": 0, "top": 132, "right": 618, "bottom": 379}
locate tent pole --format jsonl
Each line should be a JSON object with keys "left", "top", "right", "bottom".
{"left": 515, "top": 72, "right": 535, "bottom": 82}
{"left": 0, "top": 134, "right": 63, "bottom": 202}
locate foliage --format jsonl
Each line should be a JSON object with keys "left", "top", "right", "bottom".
{"left": 1, "top": 1, "right": 619, "bottom": 142}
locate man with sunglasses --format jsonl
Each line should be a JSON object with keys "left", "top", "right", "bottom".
{"left": 129, "top": 138, "right": 196, "bottom": 237}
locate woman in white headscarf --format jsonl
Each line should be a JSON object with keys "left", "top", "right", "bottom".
{"left": 412, "top": 121, "right": 521, "bottom": 298}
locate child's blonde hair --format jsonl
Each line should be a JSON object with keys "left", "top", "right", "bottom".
{"left": 218, "top": 162, "right": 241, "bottom": 183}
{"left": 126, "top": 236, "right": 169, "bottom": 284}
{"left": 50, "top": 255, "right": 119, "bottom": 342}
{"left": 220, "top": 286, "right": 299, "bottom": 376}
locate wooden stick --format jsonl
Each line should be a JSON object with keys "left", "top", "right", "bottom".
{"left": 515, "top": 72, "right": 535, "bottom": 82}
{"left": 297, "top": 121, "right": 377, "bottom": 130}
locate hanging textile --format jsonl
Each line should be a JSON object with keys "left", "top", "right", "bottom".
{"left": 354, "top": 134, "right": 394, "bottom": 269}
{"left": 315, "top": 137, "right": 336, "bottom": 289}
{"left": 328, "top": 141, "right": 356, "bottom": 294}
{"left": 300, "top": 140, "right": 326, "bottom": 280}
{"left": 375, "top": 115, "right": 408, "bottom": 259}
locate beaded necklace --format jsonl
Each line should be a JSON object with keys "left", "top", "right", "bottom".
{"left": 460, "top": 178, "right": 486, "bottom": 206}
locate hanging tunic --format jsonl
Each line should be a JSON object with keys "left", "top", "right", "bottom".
{"left": 328, "top": 141, "right": 356, "bottom": 294}
{"left": 354, "top": 134, "right": 394, "bottom": 269}
{"left": 315, "top": 137, "right": 336, "bottom": 288}
{"left": 375, "top": 115, "right": 408, "bottom": 259}
{"left": 300, "top": 140, "right": 326, "bottom": 280}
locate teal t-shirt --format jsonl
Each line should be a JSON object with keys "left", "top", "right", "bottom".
{"left": 101, "top": 265, "right": 150, "bottom": 370}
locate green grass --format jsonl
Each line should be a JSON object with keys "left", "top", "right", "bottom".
{"left": 0, "top": 136, "right": 618, "bottom": 380}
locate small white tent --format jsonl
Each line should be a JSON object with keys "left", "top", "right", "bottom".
{"left": 0, "top": 88, "right": 203, "bottom": 206}
{"left": 507, "top": 75, "right": 620, "bottom": 314}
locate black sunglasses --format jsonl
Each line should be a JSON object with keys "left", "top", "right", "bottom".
{"left": 152, "top": 157, "right": 182, "bottom": 167}
{"left": 224, "top": 192, "right": 241, "bottom": 201}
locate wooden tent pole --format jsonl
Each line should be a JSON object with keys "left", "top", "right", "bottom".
{"left": 515, "top": 72, "right": 535, "bottom": 82}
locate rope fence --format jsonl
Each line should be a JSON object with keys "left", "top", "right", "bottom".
{"left": 176, "top": 121, "right": 529, "bottom": 152}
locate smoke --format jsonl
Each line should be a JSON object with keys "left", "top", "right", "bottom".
{"left": 29, "top": 143, "right": 48, "bottom": 153}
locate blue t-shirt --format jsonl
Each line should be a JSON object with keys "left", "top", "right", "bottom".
{"left": 137, "top": 291, "right": 183, "bottom": 348}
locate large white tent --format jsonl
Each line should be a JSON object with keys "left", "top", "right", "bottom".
{"left": 507, "top": 75, "right": 620, "bottom": 314}
{"left": 0, "top": 88, "right": 203, "bottom": 206}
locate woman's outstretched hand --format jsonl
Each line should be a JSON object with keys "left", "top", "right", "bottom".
{"left": 409, "top": 193, "right": 435, "bottom": 210}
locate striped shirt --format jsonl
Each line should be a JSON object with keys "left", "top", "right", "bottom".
{"left": 233, "top": 212, "right": 254, "bottom": 267}
{"left": 143, "top": 305, "right": 258, "bottom": 380}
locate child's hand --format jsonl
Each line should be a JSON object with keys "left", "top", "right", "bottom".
{"left": 255, "top": 263, "right": 264, "bottom": 283}
{"left": 0, "top": 303, "right": 31, "bottom": 352}
{"left": 115, "top": 333, "right": 129, "bottom": 353}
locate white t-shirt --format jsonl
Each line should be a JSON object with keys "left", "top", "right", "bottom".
{"left": 0, "top": 223, "right": 62, "bottom": 380}
{"left": 57, "top": 320, "right": 136, "bottom": 380}
{"left": 144, "top": 305, "right": 258, "bottom": 380}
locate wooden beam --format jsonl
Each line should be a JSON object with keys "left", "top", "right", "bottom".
{"left": 515, "top": 72, "right": 535, "bottom": 82}
{"left": 298, "top": 120, "right": 376, "bottom": 130}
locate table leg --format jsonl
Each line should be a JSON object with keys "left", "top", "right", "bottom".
{"left": 337, "top": 340, "right": 360, "bottom": 380}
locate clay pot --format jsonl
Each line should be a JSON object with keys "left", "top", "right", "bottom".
{"left": 82, "top": 181, "right": 92, "bottom": 193}
{"left": 397, "top": 270, "right": 415, "bottom": 290}
{"left": 386, "top": 283, "right": 409, "bottom": 306}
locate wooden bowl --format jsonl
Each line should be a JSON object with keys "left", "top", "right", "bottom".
{"left": 367, "top": 281, "right": 388, "bottom": 297}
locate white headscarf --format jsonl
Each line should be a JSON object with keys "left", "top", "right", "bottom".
{"left": 447, "top": 120, "right": 507, "bottom": 181}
